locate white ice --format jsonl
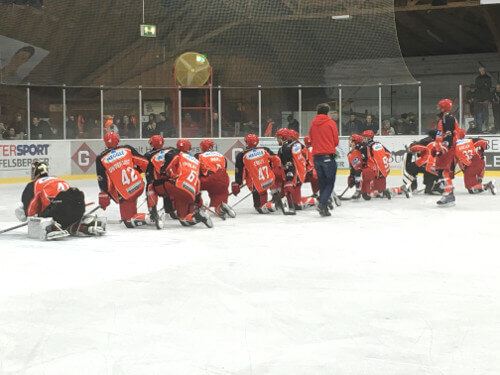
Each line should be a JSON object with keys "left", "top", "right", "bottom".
{"left": 0, "top": 175, "right": 499, "bottom": 375}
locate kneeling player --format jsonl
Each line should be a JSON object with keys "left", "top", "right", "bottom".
{"left": 233, "top": 134, "right": 277, "bottom": 214}
{"left": 360, "top": 130, "right": 392, "bottom": 200}
{"left": 455, "top": 129, "right": 496, "bottom": 194}
{"left": 196, "top": 139, "right": 235, "bottom": 218}
{"left": 96, "top": 132, "right": 151, "bottom": 228}
{"left": 16, "top": 161, "right": 105, "bottom": 240}
{"left": 157, "top": 139, "right": 213, "bottom": 227}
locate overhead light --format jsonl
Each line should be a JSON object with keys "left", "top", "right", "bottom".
{"left": 331, "top": 15, "right": 351, "bottom": 20}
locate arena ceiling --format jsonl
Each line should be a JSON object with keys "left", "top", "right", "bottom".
{"left": 0, "top": 0, "right": 499, "bottom": 87}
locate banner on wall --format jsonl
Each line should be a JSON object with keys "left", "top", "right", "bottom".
{"left": 0, "top": 141, "right": 70, "bottom": 178}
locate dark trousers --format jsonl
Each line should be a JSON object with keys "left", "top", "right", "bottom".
{"left": 313, "top": 154, "right": 337, "bottom": 207}
{"left": 40, "top": 188, "right": 85, "bottom": 229}
{"left": 475, "top": 102, "right": 489, "bottom": 131}
{"left": 493, "top": 103, "right": 500, "bottom": 133}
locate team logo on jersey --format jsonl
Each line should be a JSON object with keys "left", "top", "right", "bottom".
{"left": 456, "top": 138, "right": 468, "bottom": 146}
{"left": 103, "top": 149, "right": 127, "bottom": 164}
{"left": 352, "top": 157, "right": 361, "bottom": 167}
{"left": 204, "top": 150, "right": 223, "bottom": 157}
{"left": 182, "top": 153, "right": 200, "bottom": 164}
{"left": 154, "top": 150, "right": 166, "bottom": 162}
{"left": 245, "top": 149, "right": 265, "bottom": 160}
{"left": 292, "top": 143, "right": 302, "bottom": 153}
{"left": 372, "top": 143, "right": 383, "bottom": 151}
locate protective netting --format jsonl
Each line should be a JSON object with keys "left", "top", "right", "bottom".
{"left": 0, "top": 0, "right": 415, "bottom": 87}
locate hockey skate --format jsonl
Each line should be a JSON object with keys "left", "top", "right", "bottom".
{"left": 437, "top": 192, "right": 455, "bottom": 207}
{"left": 484, "top": 181, "right": 497, "bottom": 195}
{"left": 257, "top": 201, "right": 276, "bottom": 214}
{"left": 282, "top": 196, "right": 296, "bottom": 215}
{"left": 382, "top": 189, "right": 392, "bottom": 200}
{"left": 194, "top": 208, "right": 214, "bottom": 228}
{"left": 351, "top": 189, "right": 361, "bottom": 200}
{"left": 220, "top": 202, "right": 236, "bottom": 218}
{"left": 149, "top": 206, "right": 164, "bottom": 230}
{"left": 74, "top": 214, "right": 107, "bottom": 236}
{"left": 401, "top": 185, "right": 411, "bottom": 198}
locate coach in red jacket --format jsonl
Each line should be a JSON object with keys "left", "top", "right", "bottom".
{"left": 308, "top": 103, "right": 339, "bottom": 216}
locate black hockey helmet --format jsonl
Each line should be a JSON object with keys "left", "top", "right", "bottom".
{"left": 31, "top": 160, "right": 49, "bottom": 180}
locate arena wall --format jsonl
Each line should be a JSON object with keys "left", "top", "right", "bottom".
{"left": 1, "top": 136, "right": 500, "bottom": 183}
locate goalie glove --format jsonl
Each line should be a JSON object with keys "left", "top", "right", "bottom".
{"left": 15, "top": 206, "right": 27, "bottom": 222}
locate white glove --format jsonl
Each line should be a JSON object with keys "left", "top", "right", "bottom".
{"left": 15, "top": 206, "right": 27, "bottom": 222}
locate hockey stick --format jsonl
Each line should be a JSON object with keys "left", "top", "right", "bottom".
{"left": 232, "top": 191, "right": 252, "bottom": 207}
{"left": 338, "top": 185, "right": 350, "bottom": 198}
{"left": 339, "top": 185, "right": 356, "bottom": 201}
{"left": 0, "top": 222, "right": 28, "bottom": 234}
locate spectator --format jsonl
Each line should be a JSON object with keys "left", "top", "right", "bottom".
{"left": 143, "top": 117, "right": 160, "bottom": 138}
{"left": 308, "top": 103, "right": 339, "bottom": 217}
{"left": 156, "top": 112, "right": 176, "bottom": 137}
{"left": 475, "top": 66, "right": 492, "bottom": 130}
{"left": 331, "top": 111, "right": 340, "bottom": 126}
{"left": 467, "top": 121, "right": 481, "bottom": 135}
{"left": 119, "top": 115, "right": 132, "bottom": 138}
{"left": 363, "top": 114, "right": 379, "bottom": 134}
{"left": 66, "top": 115, "right": 78, "bottom": 139}
{"left": 3, "top": 126, "right": 18, "bottom": 140}
{"left": 381, "top": 120, "right": 395, "bottom": 135}
{"left": 0, "top": 122, "right": 7, "bottom": 139}
{"left": 465, "top": 84, "right": 477, "bottom": 121}
{"left": 492, "top": 83, "right": 500, "bottom": 134}
{"left": 182, "top": 112, "right": 199, "bottom": 137}
{"left": 31, "top": 116, "right": 53, "bottom": 139}
{"left": 10, "top": 112, "right": 25, "bottom": 135}
{"left": 263, "top": 115, "right": 275, "bottom": 137}
{"left": 407, "top": 112, "right": 417, "bottom": 134}
{"left": 343, "top": 113, "right": 362, "bottom": 135}
{"left": 287, "top": 114, "right": 299, "bottom": 132}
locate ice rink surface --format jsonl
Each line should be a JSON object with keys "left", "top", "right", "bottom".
{"left": 1, "top": 175, "right": 499, "bottom": 375}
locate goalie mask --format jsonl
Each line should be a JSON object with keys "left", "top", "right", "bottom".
{"left": 31, "top": 160, "right": 49, "bottom": 180}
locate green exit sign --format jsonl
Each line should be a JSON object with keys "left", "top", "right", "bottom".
{"left": 140, "top": 24, "right": 157, "bottom": 37}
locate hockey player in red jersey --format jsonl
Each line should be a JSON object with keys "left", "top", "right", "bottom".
{"left": 403, "top": 130, "right": 441, "bottom": 195}
{"left": 302, "top": 135, "right": 319, "bottom": 197}
{"left": 96, "top": 132, "right": 151, "bottom": 228}
{"left": 233, "top": 134, "right": 278, "bottom": 214}
{"left": 357, "top": 130, "right": 392, "bottom": 200}
{"left": 432, "top": 99, "right": 460, "bottom": 206}
{"left": 196, "top": 138, "right": 235, "bottom": 218}
{"left": 16, "top": 160, "right": 105, "bottom": 239}
{"left": 153, "top": 139, "right": 213, "bottom": 227}
{"left": 455, "top": 128, "right": 496, "bottom": 194}
{"left": 278, "top": 129, "right": 316, "bottom": 211}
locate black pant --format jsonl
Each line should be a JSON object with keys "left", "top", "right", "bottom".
{"left": 493, "top": 104, "right": 500, "bottom": 133}
{"left": 40, "top": 188, "right": 85, "bottom": 229}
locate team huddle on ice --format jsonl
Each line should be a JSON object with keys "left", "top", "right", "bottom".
{"left": 13, "top": 98, "right": 496, "bottom": 240}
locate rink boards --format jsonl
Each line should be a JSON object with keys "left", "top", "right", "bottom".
{"left": 1, "top": 136, "right": 500, "bottom": 182}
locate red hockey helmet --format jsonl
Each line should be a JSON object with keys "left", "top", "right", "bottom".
{"left": 361, "top": 130, "right": 375, "bottom": 139}
{"left": 350, "top": 133, "right": 363, "bottom": 145}
{"left": 176, "top": 138, "right": 191, "bottom": 152}
{"left": 303, "top": 135, "right": 312, "bottom": 147}
{"left": 438, "top": 99, "right": 453, "bottom": 113}
{"left": 276, "top": 128, "right": 289, "bottom": 138}
{"left": 290, "top": 130, "right": 299, "bottom": 141}
{"left": 456, "top": 128, "right": 466, "bottom": 139}
{"left": 200, "top": 139, "right": 214, "bottom": 152}
{"left": 104, "top": 131, "right": 119, "bottom": 148}
{"left": 149, "top": 135, "right": 164, "bottom": 150}
{"left": 245, "top": 133, "right": 259, "bottom": 148}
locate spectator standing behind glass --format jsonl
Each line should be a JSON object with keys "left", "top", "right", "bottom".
{"left": 287, "top": 114, "right": 299, "bottom": 132}
{"left": 119, "top": 115, "right": 131, "bottom": 138}
{"left": 10, "top": 112, "right": 25, "bottom": 136}
{"left": 263, "top": 115, "right": 275, "bottom": 137}
{"left": 465, "top": 84, "right": 477, "bottom": 122}
{"left": 343, "top": 113, "right": 362, "bottom": 135}
{"left": 363, "top": 114, "right": 379, "bottom": 134}
{"left": 308, "top": 103, "right": 339, "bottom": 217}
{"left": 156, "top": 112, "right": 175, "bottom": 138}
{"left": 182, "top": 112, "right": 199, "bottom": 138}
{"left": 0, "top": 122, "right": 6, "bottom": 139}
{"left": 381, "top": 120, "right": 395, "bottom": 135}
{"left": 407, "top": 112, "right": 417, "bottom": 134}
{"left": 66, "top": 115, "right": 77, "bottom": 139}
{"left": 491, "top": 84, "right": 500, "bottom": 134}
{"left": 31, "top": 116, "right": 53, "bottom": 139}
{"left": 331, "top": 111, "right": 340, "bottom": 127}
{"left": 475, "top": 66, "right": 492, "bottom": 131}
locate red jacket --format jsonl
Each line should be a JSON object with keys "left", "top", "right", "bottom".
{"left": 309, "top": 114, "right": 339, "bottom": 155}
